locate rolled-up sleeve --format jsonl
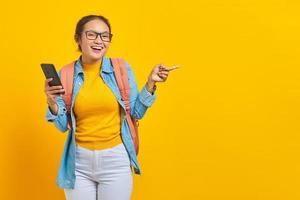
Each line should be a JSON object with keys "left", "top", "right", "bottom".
{"left": 138, "top": 85, "right": 156, "bottom": 107}
{"left": 45, "top": 98, "right": 67, "bottom": 122}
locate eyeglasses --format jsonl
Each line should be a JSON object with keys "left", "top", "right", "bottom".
{"left": 84, "top": 30, "right": 113, "bottom": 42}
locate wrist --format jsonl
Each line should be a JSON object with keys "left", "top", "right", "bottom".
{"left": 47, "top": 99, "right": 56, "bottom": 107}
{"left": 146, "top": 80, "right": 156, "bottom": 94}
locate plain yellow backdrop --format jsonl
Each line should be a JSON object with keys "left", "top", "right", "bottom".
{"left": 0, "top": 0, "right": 300, "bottom": 199}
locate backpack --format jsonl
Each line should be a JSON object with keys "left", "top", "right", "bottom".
{"left": 60, "top": 58, "right": 140, "bottom": 155}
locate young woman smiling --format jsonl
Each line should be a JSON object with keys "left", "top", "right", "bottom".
{"left": 44, "top": 15, "right": 178, "bottom": 200}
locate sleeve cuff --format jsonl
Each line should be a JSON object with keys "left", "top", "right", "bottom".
{"left": 45, "top": 104, "right": 67, "bottom": 122}
{"left": 138, "top": 85, "right": 156, "bottom": 107}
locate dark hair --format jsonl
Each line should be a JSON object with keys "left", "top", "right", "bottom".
{"left": 74, "top": 15, "right": 112, "bottom": 51}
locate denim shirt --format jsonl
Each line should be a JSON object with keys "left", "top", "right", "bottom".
{"left": 45, "top": 56, "right": 156, "bottom": 189}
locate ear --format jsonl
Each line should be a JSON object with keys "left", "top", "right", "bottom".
{"left": 75, "top": 34, "right": 82, "bottom": 47}
{"left": 74, "top": 34, "right": 83, "bottom": 51}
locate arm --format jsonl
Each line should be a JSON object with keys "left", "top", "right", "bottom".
{"left": 45, "top": 70, "right": 69, "bottom": 133}
{"left": 125, "top": 61, "right": 156, "bottom": 120}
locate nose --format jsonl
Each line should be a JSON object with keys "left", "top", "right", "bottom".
{"left": 94, "top": 34, "right": 103, "bottom": 44}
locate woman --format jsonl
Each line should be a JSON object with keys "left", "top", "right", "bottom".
{"left": 44, "top": 15, "right": 178, "bottom": 200}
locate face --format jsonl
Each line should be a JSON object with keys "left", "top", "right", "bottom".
{"left": 76, "top": 19, "right": 111, "bottom": 63}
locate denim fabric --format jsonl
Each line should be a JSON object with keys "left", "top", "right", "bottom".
{"left": 45, "top": 56, "right": 156, "bottom": 189}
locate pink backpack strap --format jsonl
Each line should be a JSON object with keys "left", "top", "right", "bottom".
{"left": 110, "top": 58, "right": 140, "bottom": 155}
{"left": 110, "top": 58, "right": 131, "bottom": 111}
{"left": 60, "top": 61, "right": 76, "bottom": 130}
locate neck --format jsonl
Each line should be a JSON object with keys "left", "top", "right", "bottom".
{"left": 80, "top": 55, "right": 103, "bottom": 65}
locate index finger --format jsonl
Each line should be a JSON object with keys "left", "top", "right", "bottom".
{"left": 164, "top": 65, "right": 180, "bottom": 71}
{"left": 46, "top": 77, "right": 53, "bottom": 82}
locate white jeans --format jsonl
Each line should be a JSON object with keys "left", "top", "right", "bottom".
{"left": 64, "top": 142, "right": 133, "bottom": 200}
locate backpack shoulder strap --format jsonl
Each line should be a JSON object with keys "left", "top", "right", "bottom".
{"left": 60, "top": 61, "right": 76, "bottom": 129}
{"left": 110, "top": 58, "right": 131, "bottom": 112}
{"left": 110, "top": 57, "right": 140, "bottom": 154}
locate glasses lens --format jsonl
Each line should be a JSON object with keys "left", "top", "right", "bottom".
{"left": 86, "top": 31, "right": 97, "bottom": 40}
{"left": 101, "top": 33, "right": 112, "bottom": 42}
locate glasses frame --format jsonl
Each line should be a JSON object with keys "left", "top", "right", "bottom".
{"left": 84, "top": 30, "right": 113, "bottom": 42}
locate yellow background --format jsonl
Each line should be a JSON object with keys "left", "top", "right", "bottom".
{"left": 1, "top": 0, "right": 300, "bottom": 199}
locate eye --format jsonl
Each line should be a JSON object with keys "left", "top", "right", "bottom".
{"left": 102, "top": 32, "right": 110, "bottom": 37}
{"left": 87, "top": 32, "right": 96, "bottom": 37}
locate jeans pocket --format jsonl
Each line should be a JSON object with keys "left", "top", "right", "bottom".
{"left": 110, "top": 143, "right": 130, "bottom": 163}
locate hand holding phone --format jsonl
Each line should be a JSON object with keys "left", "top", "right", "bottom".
{"left": 41, "top": 63, "right": 65, "bottom": 95}
{"left": 41, "top": 63, "right": 65, "bottom": 115}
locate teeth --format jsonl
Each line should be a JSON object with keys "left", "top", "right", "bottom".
{"left": 91, "top": 46, "right": 102, "bottom": 50}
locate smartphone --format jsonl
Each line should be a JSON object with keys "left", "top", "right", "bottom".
{"left": 40, "top": 63, "right": 65, "bottom": 95}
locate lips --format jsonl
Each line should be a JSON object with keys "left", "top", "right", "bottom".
{"left": 91, "top": 46, "right": 103, "bottom": 53}
{"left": 91, "top": 46, "right": 102, "bottom": 50}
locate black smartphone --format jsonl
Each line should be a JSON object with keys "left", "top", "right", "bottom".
{"left": 41, "top": 63, "right": 65, "bottom": 95}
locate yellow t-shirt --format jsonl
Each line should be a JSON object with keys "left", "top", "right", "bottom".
{"left": 73, "top": 60, "right": 122, "bottom": 150}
